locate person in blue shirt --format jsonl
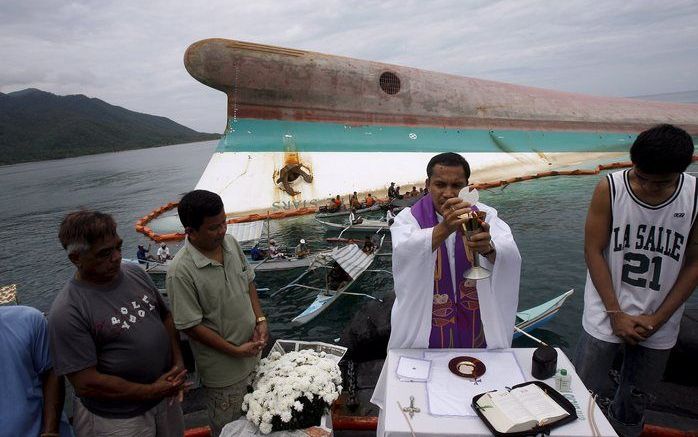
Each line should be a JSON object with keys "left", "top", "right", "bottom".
{"left": 250, "top": 243, "right": 267, "bottom": 261}
{"left": 136, "top": 244, "right": 156, "bottom": 264}
{"left": 0, "top": 305, "right": 73, "bottom": 436}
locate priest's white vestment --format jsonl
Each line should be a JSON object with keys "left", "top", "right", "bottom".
{"left": 370, "top": 202, "right": 521, "bottom": 434}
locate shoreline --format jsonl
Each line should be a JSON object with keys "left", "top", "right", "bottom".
{"left": 0, "top": 136, "right": 220, "bottom": 167}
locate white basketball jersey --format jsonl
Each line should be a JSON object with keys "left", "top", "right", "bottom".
{"left": 582, "top": 169, "right": 697, "bottom": 349}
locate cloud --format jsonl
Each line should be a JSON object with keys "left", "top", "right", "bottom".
{"left": 1, "top": 0, "right": 697, "bottom": 132}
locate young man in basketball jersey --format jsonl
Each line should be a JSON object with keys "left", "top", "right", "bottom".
{"left": 575, "top": 124, "right": 697, "bottom": 436}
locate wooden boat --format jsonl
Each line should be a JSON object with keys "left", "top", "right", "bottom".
{"left": 123, "top": 258, "right": 170, "bottom": 276}
{"left": 513, "top": 289, "right": 574, "bottom": 338}
{"left": 273, "top": 239, "right": 388, "bottom": 325}
{"left": 315, "top": 217, "right": 390, "bottom": 233}
{"left": 389, "top": 195, "right": 421, "bottom": 210}
{"left": 316, "top": 203, "right": 381, "bottom": 218}
{"left": 250, "top": 250, "right": 332, "bottom": 272}
{"left": 127, "top": 250, "right": 334, "bottom": 275}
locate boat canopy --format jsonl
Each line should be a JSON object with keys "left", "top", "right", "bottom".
{"left": 226, "top": 221, "right": 265, "bottom": 244}
{"left": 330, "top": 244, "right": 372, "bottom": 280}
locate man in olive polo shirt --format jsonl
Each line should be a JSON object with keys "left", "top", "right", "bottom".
{"left": 166, "top": 190, "right": 268, "bottom": 436}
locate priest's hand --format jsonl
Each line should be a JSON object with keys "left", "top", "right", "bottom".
{"left": 442, "top": 197, "right": 471, "bottom": 233}
{"left": 433, "top": 198, "right": 471, "bottom": 251}
{"left": 465, "top": 220, "right": 493, "bottom": 253}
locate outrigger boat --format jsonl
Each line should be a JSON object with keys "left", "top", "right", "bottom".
{"left": 130, "top": 220, "right": 326, "bottom": 275}
{"left": 127, "top": 250, "right": 334, "bottom": 275}
{"left": 250, "top": 250, "right": 332, "bottom": 272}
{"left": 273, "top": 238, "right": 389, "bottom": 325}
{"left": 315, "top": 217, "right": 390, "bottom": 233}
{"left": 513, "top": 289, "right": 574, "bottom": 338}
{"left": 132, "top": 259, "right": 170, "bottom": 277}
{"left": 316, "top": 203, "right": 381, "bottom": 219}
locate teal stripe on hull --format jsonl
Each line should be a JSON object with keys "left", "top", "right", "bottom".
{"left": 217, "top": 119, "right": 641, "bottom": 153}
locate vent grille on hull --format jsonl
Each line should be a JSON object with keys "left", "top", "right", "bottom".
{"left": 379, "top": 72, "right": 401, "bottom": 95}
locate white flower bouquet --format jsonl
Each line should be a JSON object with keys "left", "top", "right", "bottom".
{"left": 242, "top": 348, "right": 343, "bottom": 434}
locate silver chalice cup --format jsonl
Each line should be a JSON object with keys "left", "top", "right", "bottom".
{"left": 462, "top": 211, "right": 491, "bottom": 280}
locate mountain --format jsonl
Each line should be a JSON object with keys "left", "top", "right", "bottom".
{"left": 0, "top": 88, "right": 220, "bottom": 165}
{"left": 630, "top": 90, "right": 698, "bottom": 104}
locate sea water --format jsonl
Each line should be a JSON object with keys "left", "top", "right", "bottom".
{"left": 1, "top": 141, "right": 696, "bottom": 357}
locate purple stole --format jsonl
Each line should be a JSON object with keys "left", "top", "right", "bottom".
{"left": 411, "top": 194, "right": 486, "bottom": 348}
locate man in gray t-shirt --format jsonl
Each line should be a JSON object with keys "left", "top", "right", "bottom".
{"left": 49, "top": 211, "right": 187, "bottom": 437}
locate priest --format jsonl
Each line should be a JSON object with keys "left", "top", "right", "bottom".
{"left": 371, "top": 153, "right": 522, "bottom": 428}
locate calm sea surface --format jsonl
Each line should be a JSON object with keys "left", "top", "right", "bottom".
{"left": 1, "top": 141, "right": 696, "bottom": 357}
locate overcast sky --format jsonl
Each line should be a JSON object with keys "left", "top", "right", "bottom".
{"left": 2, "top": 0, "right": 697, "bottom": 133}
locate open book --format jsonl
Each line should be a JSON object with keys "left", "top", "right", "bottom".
{"left": 475, "top": 384, "right": 570, "bottom": 434}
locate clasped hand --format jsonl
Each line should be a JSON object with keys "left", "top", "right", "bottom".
{"left": 610, "top": 312, "right": 658, "bottom": 345}
{"left": 154, "top": 365, "right": 192, "bottom": 404}
{"left": 234, "top": 321, "right": 269, "bottom": 358}
{"left": 442, "top": 197, "right": 492, "bottom": 253}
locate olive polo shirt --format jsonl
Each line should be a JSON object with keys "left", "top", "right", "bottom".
{"left": 166, "top": 235, "right": 258, "bottom": 387}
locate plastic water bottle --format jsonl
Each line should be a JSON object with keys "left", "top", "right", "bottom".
{"left": 555, "top": 368, "right": 571, "bottom": 392}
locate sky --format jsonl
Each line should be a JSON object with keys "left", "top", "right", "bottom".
{"left": 2, "top": 0, "right": 698, "bottom": 133}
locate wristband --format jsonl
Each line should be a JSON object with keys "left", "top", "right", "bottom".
{"left": 481, "top": 245, "right": 495, "bottom": 256}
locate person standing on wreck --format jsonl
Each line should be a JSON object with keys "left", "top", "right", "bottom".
{"left": 371, "top": 153, "right": 522, "bottom": 418}
{"left": 575, "top": 124, "right": 698, "bottom": 437}
{"left": 167, "top": 190, "right": 268, "bottom": 437}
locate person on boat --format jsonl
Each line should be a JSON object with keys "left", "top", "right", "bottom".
{"left": 350, "top": 191, "right": 362, "bottom": 209}
{"left": 166, "top": 190, "right": 267, "bottom": 437}
{"left": 157, "top": 242, "right": 172, "bottom": 262}
{"left": 1, "top": 305, "right": 73, "bottom": 437}
{"left": 49, "top": 210, "right": 187, "bottom": 437}
{"left": 574, "top": 124, "right": 698, "bottom": 437}
{"left": 365, "top": 193, "right": 375, "bottom": 207}
{"left": 327, "top": 265, "right": 351, "bottom": 291}
{"left": 268, "top": 239, "right": 285, "bottom": 258}
{"left": 410, "top": 186, "right": 419, "bottom": 197}
{"left": 137, "top": 243, "right": 157, "bottom": 264}
{"left": 295, "top": 238, "right": 311, "bottom": 258}
{"left": 385, "top": 207, "right": 396, "bottom": 226}
{"left": 331, "top": 195, "right": 343, "bottom": 212}
{"left": 348, "top": 208, "right": 364, "bottom": 225}
{"left": 371, "top": 153, "right": 521, "bottom": 417}
{"left": 387, "top": 182, "right": 397, "bottom": 199}
{"left": 250, "top": 243, "right": 267, "bottom": 261}
{"left": 362, "top": 236, "right": 375, "bottom": 254}
{"left": 394, "top": 186, "right": 403, "bottom": 199}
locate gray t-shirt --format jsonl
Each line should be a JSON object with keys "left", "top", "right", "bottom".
{"left": 49, "top": 263, "right": 172, "bottom": 418}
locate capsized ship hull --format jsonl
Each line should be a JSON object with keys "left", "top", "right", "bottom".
{"left": 184, "top": 38, "right": 698, "bottom": 217}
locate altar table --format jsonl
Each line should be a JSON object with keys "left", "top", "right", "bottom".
{"left": 381, "top": 348, "right": 616, "bottom": 436}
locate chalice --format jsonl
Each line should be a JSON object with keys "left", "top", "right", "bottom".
{"left": 458, "top": 187, "right": 491, "bottom": 280}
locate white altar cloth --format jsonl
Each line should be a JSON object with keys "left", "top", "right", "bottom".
{"left": 381, "top": 348, "right": 616, "bottom": 436}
